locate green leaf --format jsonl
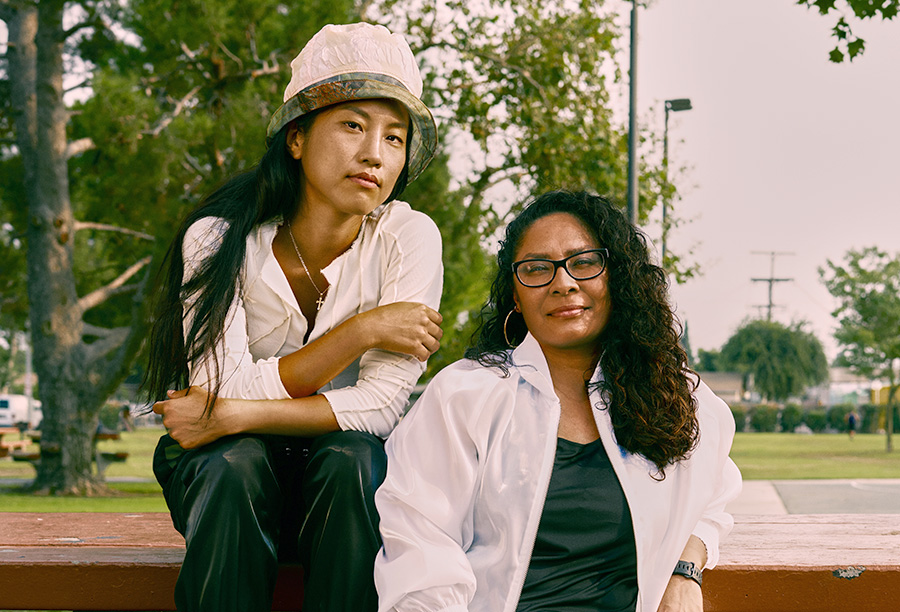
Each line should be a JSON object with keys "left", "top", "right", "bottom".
{"left": 848, "top": 37, "right": 866, "bottom": 59}
{"left": 829, "top": 47, "right": 845, "bottom": 62}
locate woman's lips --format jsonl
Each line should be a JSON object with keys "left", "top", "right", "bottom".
{"left": 547, "top": 305, "right": 588, "bottom": 318}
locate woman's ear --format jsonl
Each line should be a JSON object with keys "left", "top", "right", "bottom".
{"left": 286, "top": 124, "right": 304, "bottom": 160}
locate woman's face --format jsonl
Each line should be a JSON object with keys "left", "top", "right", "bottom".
{"left": 512, "top": 212, "right": 612, "bottom": 356}
{"left": 287, "top": 99, "right": 409, "bottom": 219}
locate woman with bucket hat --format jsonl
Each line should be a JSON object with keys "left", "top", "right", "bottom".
{"left": 145, "top": 23, "right": 442, "bottom": 612}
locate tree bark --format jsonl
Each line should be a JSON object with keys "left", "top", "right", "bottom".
{"left": 8, "top": 0, "right": 150, "bottom": 494}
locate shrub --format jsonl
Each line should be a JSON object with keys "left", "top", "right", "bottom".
{"left": 780, "top": 403, "right": 804, "bottom": 433}
{"left": 804, "top": 409, "right": 828, "bottom": 432}
{"left": 749, "top": 404, "right": 779, "bottom": 432}
{"left": 860, "top": 404, "right": 880, "bottom": 433}
{"left": 729, "top": 405, "right": 748, "bottom": 433}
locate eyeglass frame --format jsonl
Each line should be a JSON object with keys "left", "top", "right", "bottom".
{"left": 511, "top": 248, "right": 609, "bottom": 288}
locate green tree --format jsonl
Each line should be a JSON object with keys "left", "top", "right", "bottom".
{"left": 1, "top": 0, "right": 685, "bottom": 491}
{"left": 821, "top": 246, "right": 900, "bottom": 452}
{"left": 796, "top": 0, "right": 899, "bottom": 62}
{"left": 720, "top": 319, "right": 828, "bottom": 402}
{"left": 695, "top": 348, "right": 721, "bottom": 372}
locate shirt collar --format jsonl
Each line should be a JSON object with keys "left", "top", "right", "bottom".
{"left": 510, "top": 332, "right": 605, "bottom": 396}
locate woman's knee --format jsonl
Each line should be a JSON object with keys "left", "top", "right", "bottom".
{"left": 179, "top": 435, "right": 277, "bottom": 501}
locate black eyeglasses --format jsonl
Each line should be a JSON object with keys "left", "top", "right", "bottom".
{"left": 512, "top": 249, "right": 609, "bottom": 288}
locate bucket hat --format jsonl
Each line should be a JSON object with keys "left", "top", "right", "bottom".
{"left": 267, "top": 23, "right": 438, "bottom": 182}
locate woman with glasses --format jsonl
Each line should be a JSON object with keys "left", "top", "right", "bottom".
{"left": 374, "top": 190, "right": 741, "bottom": 612}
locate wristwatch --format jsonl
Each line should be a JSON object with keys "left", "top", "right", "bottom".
{"left": 672, "top": 560, "right": 703, "bottom": 587}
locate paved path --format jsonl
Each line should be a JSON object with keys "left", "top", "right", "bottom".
{"left": 727, "top": 479, "right": 900, "bottom": 515}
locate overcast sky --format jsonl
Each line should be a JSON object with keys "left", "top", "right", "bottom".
{"left": 630, "top": 0, "right": 900, "bottom": 360}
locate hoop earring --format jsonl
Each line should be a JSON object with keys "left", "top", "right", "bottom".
{"left": 503, "top": 309, "right": 520, "bottom": 348}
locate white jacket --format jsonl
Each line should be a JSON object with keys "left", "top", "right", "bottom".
{"left": 375, "top": 333, "right": 742, "bottom": 612}
{"left": 182, "top": 200, "right": 443, "bottom": 437}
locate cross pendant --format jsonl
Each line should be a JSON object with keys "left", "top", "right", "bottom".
{"left": 316, "top": 295, "right": 325, "bottom": 311}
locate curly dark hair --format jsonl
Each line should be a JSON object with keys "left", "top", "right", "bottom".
{"left": 466, "top": 190, "right": 698, "bottom": 474}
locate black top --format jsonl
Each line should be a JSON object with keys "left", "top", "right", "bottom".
{"left": 516, "top": 437, "right": 638, "bottom": 612}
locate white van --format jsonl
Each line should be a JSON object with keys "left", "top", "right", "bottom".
{"left": 0, "top": 394, "right": 42, "bottom": 429}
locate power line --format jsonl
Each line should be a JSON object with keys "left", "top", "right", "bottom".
{"left": 751, "top": 251, "right": 794, "bottom": 321}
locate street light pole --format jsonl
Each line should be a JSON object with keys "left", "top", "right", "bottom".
{"left": 662, "top": 97, "right": 692, "bottom": 266}
{"left": 626, "top": 0, "right": 639, "bottom": 226}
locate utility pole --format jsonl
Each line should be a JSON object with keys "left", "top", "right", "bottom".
{"left": 751, "top": 251, "right": 794, "bottom": 321}
{"left": 626, "top": 0, "right": 639, "bottom": 225}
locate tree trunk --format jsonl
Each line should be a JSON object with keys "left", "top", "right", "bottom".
{"left": 887, "top": 383, "right": 897, "bottom": 453}
{"left": 9, "top": 0, "right": 149, "bottom": 495}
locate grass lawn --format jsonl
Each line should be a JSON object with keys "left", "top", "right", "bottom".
{"left": 0, "top": 427, "right": 165, "bottom": 512}
{"left": 2, "top": 429, "right": 899, "bottom": 512}
{"left": 730, "top": 432, "right": 900, "bottom": 480}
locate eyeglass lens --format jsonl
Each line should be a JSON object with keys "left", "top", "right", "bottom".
{"left": 515, "top": 250, "right": 605, "bottom": 287}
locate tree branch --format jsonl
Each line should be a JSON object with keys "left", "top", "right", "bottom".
{"left": 66, "top": 137, "right": 95, "bottom": 159}
{"left": 73, "top": 221, "right": 154, "bottom": 241}
{"left": 77, "top": 256, "right": 151, "bottom": 313}
{"left": 82, "top": 325, "right": 130, "bottom": 363}
{"left": 82, "top": 322, "right": 130, "bottom": 338}
{"left": 144, "top": 84, "right": 202, "bottom": 137}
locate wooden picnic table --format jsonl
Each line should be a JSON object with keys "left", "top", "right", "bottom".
{"left": 0, "top": 427, "right": 33, "bottom": 457}
{"left": 10, "top": 429, "right": 128, "bottom": 480}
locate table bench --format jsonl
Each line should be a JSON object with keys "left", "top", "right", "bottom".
{"left": 0, "top": 512, "right": 897, "bottom": 611}
{"left": 7, "top": 431, "right": 130, "bottom": 481}
{"left": 0, "top": 512, "right": 303, "bottom": 610}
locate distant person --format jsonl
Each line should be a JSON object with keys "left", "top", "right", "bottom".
{"left": 144, "top": 23, "right": 443, "bottom": 612}
{"left": 375, "top": 190, "right": 742, "bottom": 612}
{"left": 848, "top": 409, "right": 860, "bottom": 440}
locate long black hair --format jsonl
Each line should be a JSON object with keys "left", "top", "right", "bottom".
{"left": 466, "top": 190, "right": 698, "bottom": 474}
{"left": 143, "top": 109, "right": 411, "bottom": 409}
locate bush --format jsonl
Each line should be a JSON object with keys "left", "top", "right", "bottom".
{"left": 729, "top": 405, "right": 747, "bottom": 433}
{"left": 804, "top": 409, "right": 828, "bottom": 432}
{"left": 860, "top": 404, "right": 880, "bottom": 433}
{"left": 828, "top": 404, "right": 854, "bottom": 432}
{"left": 99, "top": 402, "right": 123, "bottom": 431}
{"left": 780, "top": 403, "right": 804, "bottom": 433}
{"left": 749, "top": 404, "right": 779, "bottom": 432}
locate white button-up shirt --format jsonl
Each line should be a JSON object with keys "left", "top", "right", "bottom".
{"left": 375, "top": 333, "right": 742, "bottom": 612}
{"left": 182, "top": 200, "right": 443, "bottom": 437}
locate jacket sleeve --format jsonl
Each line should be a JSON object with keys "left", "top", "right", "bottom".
{"left": 374, "top": 367, "right": 480, "bottom": 612}
{"left": 182, "top": 218, "right": 291, "bottom": 400}
{"left": 689, "top": 382, "right": 742, "bottom": 569}
{"left": 322, "top": 210, "right": 443, "bottom": 437}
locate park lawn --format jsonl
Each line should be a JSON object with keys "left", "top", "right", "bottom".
{"left": 730, "top": 432, "right": 900, "bottom": 480}
{"left": 0, "top": 427, "right": 165, "bottom": 512}
{"left": 2, "top": 429, "right": 900, "bottom": 512}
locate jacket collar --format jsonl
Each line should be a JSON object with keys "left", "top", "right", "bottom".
{"left": 510, "top": 332, "right": 605, "bottom": 397}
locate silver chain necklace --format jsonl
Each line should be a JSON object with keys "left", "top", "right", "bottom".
{"left": 286, "top": 222, "right": 328, "bottom": 311}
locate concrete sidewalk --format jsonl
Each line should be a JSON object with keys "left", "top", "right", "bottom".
{"left": 727, "top": 479, "right": 900, "bottom": 515}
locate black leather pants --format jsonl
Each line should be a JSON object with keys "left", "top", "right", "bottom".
{"left": 154, "top": 430, "right": 387, "bottom": 612}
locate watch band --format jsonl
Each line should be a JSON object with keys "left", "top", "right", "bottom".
{"left": 672, "top": 560, "right": 703, "bottom": 587}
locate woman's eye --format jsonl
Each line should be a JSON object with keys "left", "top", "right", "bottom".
{"left": 387, "top": 134, "right": 405, "bottom": 145}
{"left": 524, "top": 262, "right": 550, "bottom": 274}
{"left": 345, "top": 121, "right": 362, "bottom": 130}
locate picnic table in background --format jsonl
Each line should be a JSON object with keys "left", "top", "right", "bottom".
{"left": 0, "top": 427, "right": 33, "bottom": 458}
{"left": 10, "top": 427, "right": 129, "bottom": 480}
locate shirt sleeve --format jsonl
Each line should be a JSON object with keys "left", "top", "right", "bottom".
{"left": 182, "top": 218, "right": 291, "bottom": 400}
{"left": 374, "top": 367, "right": 479, "bottom": 612}
{"left": 322, "top": 209, "right": 444, "bottom": 438}
{"left": 689, "top": 383, "right": 743, "bottom": 569}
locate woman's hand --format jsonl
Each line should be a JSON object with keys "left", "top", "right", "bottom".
{"left": 359, "top": 302, "right": 443, "bottom": 361}
{"left": 152, "top": 387, "right": 236, "bottom": 450}
{"left": 656, "top": 574, "right": 703, "bottom": 612}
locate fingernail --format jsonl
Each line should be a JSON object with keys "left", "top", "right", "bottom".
{"left": 167, "top": 390, "right": 176, "bottom": 397}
